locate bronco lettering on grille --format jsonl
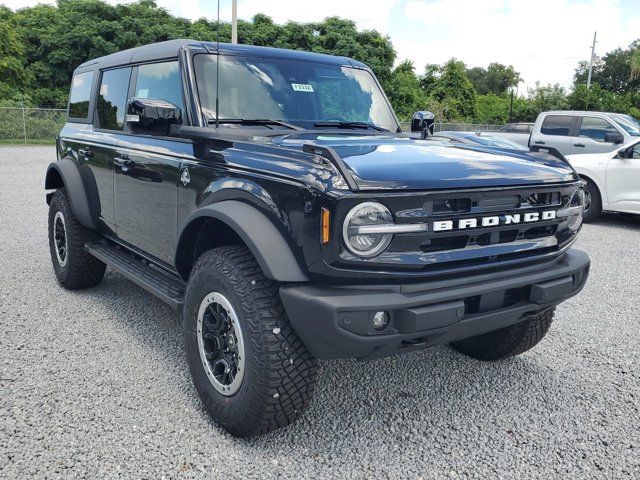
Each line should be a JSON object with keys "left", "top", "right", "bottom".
{"left": 432, "top": 210, "right": 557, "bottom": 232}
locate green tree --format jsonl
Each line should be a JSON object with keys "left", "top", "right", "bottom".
{"left": 574, "top": 40, "right": 640, "bottom": 94}
{"left": 427, "top": 59, "right": 477, "bottom": 120}
{"left": 0, "top": 6, "right": 31, "bottom": 102}
{"left": 385, "top": 60, "right": 428, "bottom": 120}
{"left": 467, "top": 63, "right": 520, "bottom": 95}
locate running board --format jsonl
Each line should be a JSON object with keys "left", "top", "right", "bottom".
{"left": 85, "top": 242, "right": 185, "bottom": 310}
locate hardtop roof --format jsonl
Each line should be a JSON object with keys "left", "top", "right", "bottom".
{"left": 75, "top": 39, "right": 369, "bottom": 72}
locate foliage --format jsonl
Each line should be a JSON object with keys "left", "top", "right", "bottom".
{"left": 1, "top": 0, "right": 638, "bottom": 125}
{"left": 467, "top": 63, "right": 520, "bottom": 95}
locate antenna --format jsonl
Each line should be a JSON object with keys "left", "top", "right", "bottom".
{"left": 215, "top": 0, "right": 220, "bottom": 128}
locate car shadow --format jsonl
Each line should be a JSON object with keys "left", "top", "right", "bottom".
{"left": 589, "top": 211, "right": 640, "bottom": 229}
{"left": 85, "top": 268, "right": 572, "bottom": 456}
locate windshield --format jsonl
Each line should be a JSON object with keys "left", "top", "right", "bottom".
{"left": 193, "top": 54, "right": 399, "bottom": 132}
{"left": 612, "top": 114, "right": 640, "bottom": 136}
{"left": 469, "top": 135, "right": 528, "bottom": 150}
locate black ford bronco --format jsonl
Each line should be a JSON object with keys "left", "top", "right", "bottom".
{"left": 46, "top": 39, "right": 590, "bottom": 437}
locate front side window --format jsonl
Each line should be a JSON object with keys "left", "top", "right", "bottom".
{"left": 97, "top": 67, "right": 131, "bottom": 130}
{"left": 632, "top": 142, "right": 640, "bottom": 159}
{"left": 579, "top": 117, "right": 619, "bottom": 142}
{"left": 540, "top": 115, "right": 574, "bottom": 136}
{"left": 134, "top": 61, "right": 184, "bottom": 113}
{"left": 68, "top": 71, "right": 94, "bottom": 119}
{"left": 194, "top": 54, "right": 398, "bottom": 131}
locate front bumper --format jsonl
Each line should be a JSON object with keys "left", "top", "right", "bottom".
{"left": 280, "top": 249, "right": 590, "bottom": 360}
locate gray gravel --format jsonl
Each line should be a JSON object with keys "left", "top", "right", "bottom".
{"left": 1, "top": 146, "right": 639, "bottom": 479}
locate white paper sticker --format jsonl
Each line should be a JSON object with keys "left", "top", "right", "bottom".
{"left": 291, "top": 83, "right": 314, "bottom": 92}
{"left": 136, "top": 88, "right": 149, "bottom": 98}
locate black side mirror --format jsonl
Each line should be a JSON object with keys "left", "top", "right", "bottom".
{"left": 411, "top": 111, "right": 435, "bottom": 139}
{"left": 127, "top": 98, "right": 181, "bottom": 135}
{"left": 604, "top": 132, "right": 624, "bottom": 144}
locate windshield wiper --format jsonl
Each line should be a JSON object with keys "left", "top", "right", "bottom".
{"left": 314, "top": 121, "right": 390, "bottom": 132}
{"left": 209, "top": 118, "right": 303, "bottom": 130}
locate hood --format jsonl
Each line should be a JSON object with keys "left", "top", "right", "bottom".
{"left": 274, "top": 134, "right": 578, "bottom": 190}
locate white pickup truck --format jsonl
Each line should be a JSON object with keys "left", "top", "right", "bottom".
{"left": 481, "top": 112, "right": 640, "bottom": 157}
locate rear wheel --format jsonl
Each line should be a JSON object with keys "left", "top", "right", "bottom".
{"left": 451, "top": 308, "right": 555, "bottom": 360}
{"left": 183, "top": 246, "right": 318, "bottom": 437}
{"left": 48, "top": 189, "right": 106, "bottom": 289}
{"left": 582, "top": 179, "right": 602, "bottom": 222}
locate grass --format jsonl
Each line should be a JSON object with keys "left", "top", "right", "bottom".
{"left": 0, "top": 139, "right": 56, "bottom": 146}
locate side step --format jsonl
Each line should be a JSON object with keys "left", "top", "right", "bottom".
{"left": 85, "top": 242, "right": 185, "bottom": 310}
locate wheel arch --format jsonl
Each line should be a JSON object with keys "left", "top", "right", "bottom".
{"left": 175, "top": 200, "right": 309, "bottom": 283}
{"left": 577, "top": 172, "right": 605, "bottom": 206}
{"left": 45, "top": 159, "right": 97, "bottom": 230}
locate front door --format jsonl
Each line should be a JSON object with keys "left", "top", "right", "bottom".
{"left": 572, "top": 116, "right": 624, "bottom": 154}
{"left": 606, "top": 141, "right": 640, "bottom": 214}
{"left": 113, "top": 60, "right": 186, "bottom": 265}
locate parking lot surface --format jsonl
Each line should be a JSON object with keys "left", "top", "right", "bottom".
{"left": 1, "top": 146, "right": 639, "bottom": 479}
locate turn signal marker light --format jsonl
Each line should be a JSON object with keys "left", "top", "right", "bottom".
{"left": 321, "top": 207, "right": 330, "bottom": 244}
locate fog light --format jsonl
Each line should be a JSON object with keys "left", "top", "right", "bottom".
{"left": 372, "top": 311, "right": 390, "bottom": 330}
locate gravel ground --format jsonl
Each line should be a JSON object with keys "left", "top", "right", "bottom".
{"left": 1, "top": 146, "right": 639, "bottom": 479}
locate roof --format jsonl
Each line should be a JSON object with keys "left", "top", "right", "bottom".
{"left": 542, "top": 110, "right": 623, "bottom": 116}
{"left": 76, "top": 39, "right": 368, "bottom": 71}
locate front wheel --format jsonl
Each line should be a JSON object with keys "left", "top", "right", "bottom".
{"left": 450, "top": 308, "right": 555, "bottom": 361}
{"left": 582, "top": 179, "right": 602, "bottom": 222}
{"left": 183, "top": 246, "right": 318, "bottom": 437}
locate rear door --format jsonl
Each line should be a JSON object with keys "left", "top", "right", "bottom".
{"left": 113, "top": 60, "right": 185, "bottom": 265}
{"left": 573, "top": 116, "right": 624, "bottom": 154}
{"left": 90, "top": 67, "right": 134, "bottom": 232}
{"left": 532, "top": 114, "right": 576, "bottom": 155}
{"left": 606, "top": 141, "right": 640, "bottom": 213}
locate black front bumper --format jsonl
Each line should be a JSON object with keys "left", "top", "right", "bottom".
{"left": 280, "top": 249, "right": 590, "bottom": 360}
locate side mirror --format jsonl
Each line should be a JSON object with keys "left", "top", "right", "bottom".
{"left": 604, "top": 132, "right": 624, "bottom": 144}
{"left": 411, "top": 111, "right": 435, "bottom": 139}
{"left": 127, "top": 98, "right": 181, "bottom": 135}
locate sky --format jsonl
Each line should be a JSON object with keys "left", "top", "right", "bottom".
{"left": 4, "top": 0, "right": 640, "bottom": 92}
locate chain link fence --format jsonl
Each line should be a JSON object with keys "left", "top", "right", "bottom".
{"left": 0, "top": 107, "right": 67, "bottom": 145}
{"left": 0, "top": 107, "right": 505, "bottom": 145}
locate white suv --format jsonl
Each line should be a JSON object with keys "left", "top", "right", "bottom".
{"left": 529, "top": 111, "right": 640, "bottom": 157}
{"left": 566, "top": 139, "right": 640, "bottom": 221}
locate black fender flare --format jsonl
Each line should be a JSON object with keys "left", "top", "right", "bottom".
{"left": 177, "top": 200, "right": 309, "bottom": 282}
{"left": 45, "top": 159, "right": 97, "bottom": 230}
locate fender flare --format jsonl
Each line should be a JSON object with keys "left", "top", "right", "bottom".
{"left": 45, "top": 159, "right": 97, "bottom": 230}
{"left": 177, "top": 200, "right": 309, "bottom": 282}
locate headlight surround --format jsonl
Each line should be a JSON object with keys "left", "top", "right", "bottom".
{"left": 566, "top": 187, "right": 585, "bottom": 231}
{"left": 342, "top": 202, "right": 394, "bottom": 258}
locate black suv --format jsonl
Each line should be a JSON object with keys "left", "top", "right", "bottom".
{"left": 46, "top": 39, "right": 590, "bottom": 437}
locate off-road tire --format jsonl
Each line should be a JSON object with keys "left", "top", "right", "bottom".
{"left": 451, "top": 308, "right": 555, "bottom": 361}
{"left": 582, "top": 178, "right": 602, "bottom": 222}
{"left": 183, "top": 246, "right": 318, "bottom": 437}
{"left": 48, "top": 189, "right": 106, "bottom": 289}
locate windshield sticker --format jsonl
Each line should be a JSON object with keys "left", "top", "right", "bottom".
{"left": 291, "top": 83, "right": 314, "bottom": 92}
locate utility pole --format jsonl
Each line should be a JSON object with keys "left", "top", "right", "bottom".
{"left": 587, "top": 31, "right": 597, "bottom": 89}
{"left": 231, "top": 0, "right": 238, "bottom": 44}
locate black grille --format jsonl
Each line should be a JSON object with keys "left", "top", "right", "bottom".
{"left": 383, "top": 185, "right": 579, "bottom": 271}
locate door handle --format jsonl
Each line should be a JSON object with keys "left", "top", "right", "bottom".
{"left": 78, "top": 148, "right": 94, "bottom": 158}
{"left": 573, "top": 143, "right": 585, "bottom": 148}
{"left": 534, "top": 141, "right": 545, "bottom": 145}
{"left": 114, "top": 156, "right": 134, "bottom": 172}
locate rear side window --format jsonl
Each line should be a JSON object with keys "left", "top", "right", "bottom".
{"left": 540, "top": 115, "right": 574, "bottom": 136}
{"left": 579, "top": 117, "right": 619, "bottom": 142}
{"left": 68, "top": 71, "right": 94, "bottom": 120}
{"left": 134, "top": 61, "right": 184, "bottom": 113}
{"left": 97, "top": 67, "right": 132, "bottom": 131}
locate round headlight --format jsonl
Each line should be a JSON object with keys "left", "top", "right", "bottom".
{"left": 342, "top": 202, "right": 393, "bottom": 258}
